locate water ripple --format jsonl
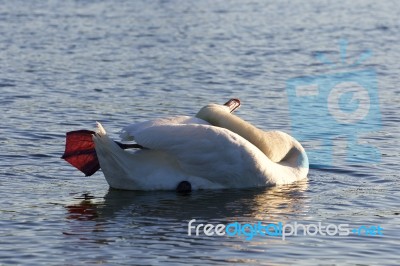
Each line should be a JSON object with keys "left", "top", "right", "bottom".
{"left": 0, "top": 0, "right": 399, "bottom": 264}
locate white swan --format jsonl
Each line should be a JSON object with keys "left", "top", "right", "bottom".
{"left": 85, "top": 99, "right": 309, "bottom": 191}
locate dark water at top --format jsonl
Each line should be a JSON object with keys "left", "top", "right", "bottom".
{"left": 0, "top": 0, "right": 399, "bottom": 265}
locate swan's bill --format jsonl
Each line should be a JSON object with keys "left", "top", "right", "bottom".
{"left": 224, "top": 98, "right": 241, "bottom": 113}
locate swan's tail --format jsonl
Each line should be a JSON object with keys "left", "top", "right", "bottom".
{"left": 92, "top": 122, "right": 145, "bottom": 188}
{"left": 96, "top": 121, "right": 107, "bottom": 136}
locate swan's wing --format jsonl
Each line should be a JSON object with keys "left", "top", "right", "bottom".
{"left": 120, "top": 116, "right": 209, "bottom": 141}
{"left": 132, "top": 124, "right": 266, "bottom": 187}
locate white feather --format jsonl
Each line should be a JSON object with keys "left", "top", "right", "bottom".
{"left": 92, "top": 110, "right": 309, "bottom": 191}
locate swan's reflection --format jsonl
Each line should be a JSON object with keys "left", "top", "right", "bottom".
{"left": 65, "top": 181, "right": 309, "bottom": 228}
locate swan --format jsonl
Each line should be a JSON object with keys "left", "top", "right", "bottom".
{"left": 62, "top": 99, "right": 308, "bottom": 191}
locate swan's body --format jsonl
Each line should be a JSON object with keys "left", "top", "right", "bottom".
{"left": 91, "top": 101, "right": 308, "bottom": 190}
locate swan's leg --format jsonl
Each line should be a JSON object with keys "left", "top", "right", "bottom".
{"left": 61, "top": 130, "right": 100, "bottom": 176}
{"left": 62, "top": 130, "right": 145, "bottom": 176}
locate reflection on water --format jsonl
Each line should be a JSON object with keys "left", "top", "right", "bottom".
{"left": 61, "top": 180, "right": 399, "bottom": 265}
{"left": 64, "top": 182, "right": 309, "bottom": 237}
{"left": 61, "top": 183, "right": 316, "bottom": 264}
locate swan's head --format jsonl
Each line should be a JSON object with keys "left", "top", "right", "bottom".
{"left": 195, "top": 99, "right": 240, "bottom": 125}
{"left": 196, "top": 98, "right": 308, "bottom": 167}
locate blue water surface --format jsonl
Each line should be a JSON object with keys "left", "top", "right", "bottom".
{"left": 0, "top": 0, "right": 399, "bottom": 265}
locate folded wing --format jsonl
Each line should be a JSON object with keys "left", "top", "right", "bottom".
{"left": 132, "top": 124, "right": 268, "bottom": 187}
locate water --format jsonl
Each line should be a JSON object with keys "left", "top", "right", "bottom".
{"left": 1, "top": 0, "right": 399, "bottom": 264}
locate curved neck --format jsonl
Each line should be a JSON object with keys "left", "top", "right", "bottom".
{"left": 196, "top": 104, "right": 305, "bottom": 164}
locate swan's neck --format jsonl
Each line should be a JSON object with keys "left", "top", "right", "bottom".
{"left": 196, "top": 104, "right": 306, "bottom": 165}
